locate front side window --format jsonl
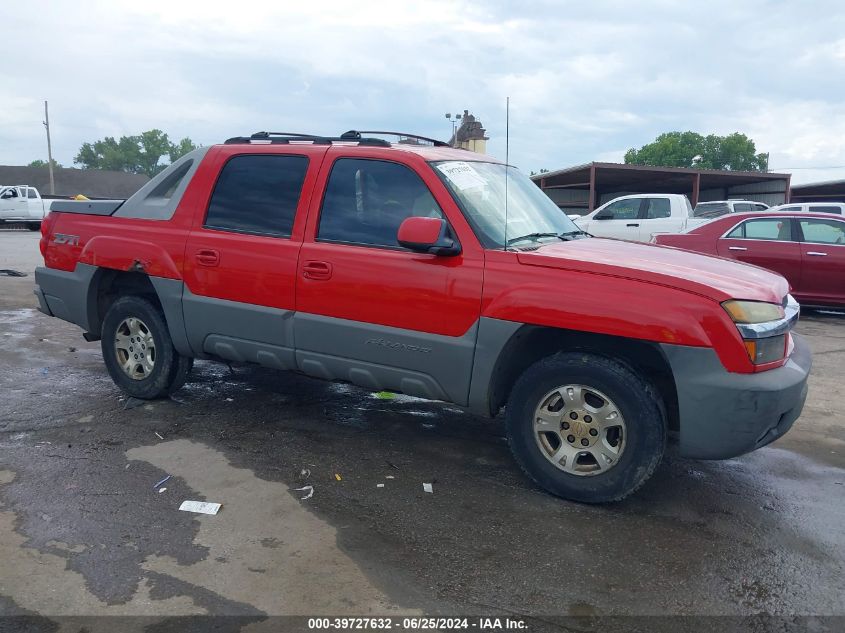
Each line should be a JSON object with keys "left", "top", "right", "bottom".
{"left": 205, "top": 154, "right": 308, "bottom": 237}
{"left": 800, "top": 219, "right": 845, "bottom": 244}
{"left": 434, "top": 161, "right": 579, "bottom": 248}
{"left": 753, "top": 204, "right": 768, "bottom": 211}
{"left": 644, "top": 198, "right": 671, "bottom": 219}
{"left": 780, "top": 206, "right": 803, "bottom": 212}
{"left": 733, "top": 203, "right": 753, "bottom": 213}
{"left": 318, "top": 159, "right": 443, "bottom": 248}
{"left": 596, "top": 198, "right": 640, "bottom": 220}
{"left": 729, "top": 218, "right": 792, "bottom": 241}
{"left": 27, "top": 188, "right": 38, "bottom": 199}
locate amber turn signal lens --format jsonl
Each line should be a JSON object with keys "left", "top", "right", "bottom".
{"left": 744, "top": 335, "right": 787, "bottom": 365}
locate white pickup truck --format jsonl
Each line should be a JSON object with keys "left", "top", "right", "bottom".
{"left": 574, "top": 193, "right": 706, "bottom": 242}
{"left": 0, "top": 185, "right": 47, "bottom": 230}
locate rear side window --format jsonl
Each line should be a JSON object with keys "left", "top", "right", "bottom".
{"left": 205, "top": 155, "right": 308, "bottom": 238}
{"left": 808, "top": 205, "right": 844, "bottom": 215}
{"left": 780, "top": 206, "right": 803, "bottom": 212}
{"left": 318, "top": 158, "right": 442, "bottom": 248}
{"left": 644, "top": 198, "right": 671, "bottom": 219}
{"left": 728, "top": 218, "right": 792, "bottom": 241}
{"left": 799, "top": 219, "right": 845, "bottom": 244}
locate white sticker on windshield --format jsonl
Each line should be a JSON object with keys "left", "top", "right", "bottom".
{"left": 437, "top": 162, "right": 487, "bottom": 191}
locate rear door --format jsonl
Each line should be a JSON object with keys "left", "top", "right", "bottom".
{"left": 294, "top": 150, "right": 484, "bottom": 404}
{"left": 588, "top": 198, "right": 643, "bottom": 240}
{"left": 795, "top": 217, "right": 845, "bottom": 304}
{"left": 181, "top": 145, "right": 328, "bottom": 368}
{"left": 638, "top": 196, "right": 675, "bottom": 240}
{"left": 717, "top": 217, "right": 802, "bottom": 289}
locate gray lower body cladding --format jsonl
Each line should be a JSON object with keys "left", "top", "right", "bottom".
{"left": 662, "top": 334, "right": 811, "bottom": 459}
{"left": 34, "top": 264, "right": 99, "bottom": 332}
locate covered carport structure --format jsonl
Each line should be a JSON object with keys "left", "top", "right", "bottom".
{"left": 790, "top": 179, "right": 845, "bottom": 203}
{"left": 532, "top": 162, "right": 791, "bottom": 216}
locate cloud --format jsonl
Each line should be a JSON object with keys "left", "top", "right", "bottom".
{"left": 1, "top": 0, "right": 844, "bottom": 187}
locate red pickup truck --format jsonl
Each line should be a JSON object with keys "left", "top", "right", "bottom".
{"left": 34, "top": 131, "right": 811, "bottom": 503}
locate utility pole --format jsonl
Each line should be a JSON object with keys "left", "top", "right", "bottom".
{"left": 43, "top": 100, "right": 55, "bottom": 195}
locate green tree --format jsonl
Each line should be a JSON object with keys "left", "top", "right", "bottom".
{"left": 624, "top": 131, "right": 769, "bottom": 171}
{"left": 28, "top": 159, "right": 62, "bottom": 168}
{"left": 74, "top": 130, "right": 199, "bottom": 177}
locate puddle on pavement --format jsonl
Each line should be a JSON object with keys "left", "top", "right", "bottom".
{"left": 0, "top": 442, "right": 418, "bottom": 619}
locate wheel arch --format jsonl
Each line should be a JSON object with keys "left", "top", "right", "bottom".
{"left": 481, "top": 323, "right": 679, "bottom": 431}
{"left": 86, "top": 267, "right": 191, "bottom": 356}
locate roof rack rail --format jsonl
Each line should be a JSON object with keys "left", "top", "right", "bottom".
{"left": 223, "top": 131, "right": 390, "bottom": 147}
{"left": 343, "top": 130, "right": 450, "bottom": 147}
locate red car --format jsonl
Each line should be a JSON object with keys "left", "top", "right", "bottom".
{"left": 34, "top": 131, "right": 810, "bottom": 503}
{"left": 654, "top": 211, "right": 845, "bottom": 308}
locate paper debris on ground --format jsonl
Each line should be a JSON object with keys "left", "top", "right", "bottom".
{"left": 334, "top": 473, "right": 342, "bottom": 481}
{"left": 377, "top": 483, "right": 385, "bottom": 488}
{"left": 385, "top": 475, "right": 395, "bottom": 479}
{"left": 154, "top": 432, "right": 164, "bottom": 440}
{"left": 294, "top": 485, "right": 314, "bottom": 500}
{"left": 158, "top": 487, "right": 167, "bottom": 494}
{"left": 423, "top": 483, "right": 433, "bottom": 493}
{"left": 179, "top": 500, "right": 222, "bottom": 515}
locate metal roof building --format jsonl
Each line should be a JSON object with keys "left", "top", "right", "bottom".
{"left": 0, "top": 165, "right": 149, "bottom": 199}
{"left": 790, "top": 179, "right": 845, "bottom": 203}
{"left": 531, "top": 162, "right": 791, "bottom": 216}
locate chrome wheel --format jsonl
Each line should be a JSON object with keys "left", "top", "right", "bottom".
{"left": 114, "top": 317, "right": 156, "bottom": 380}
{"left": 533, "top": 384, "right": 626, "bottom": 476}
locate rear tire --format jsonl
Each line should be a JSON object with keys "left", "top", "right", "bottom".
{"left": 506, "top": 352, "right": 665, "bottom": 503}
{"left": 101, "top": 295, "right": 192, "bottom": 399}
{"left": 26, "top": 222, "right": 41, "bottom": 231}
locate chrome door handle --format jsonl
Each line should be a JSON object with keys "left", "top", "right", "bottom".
{"left": 806, "top": 251, "right": 828, "bottom": 256}
{"left": 728, "top": 246, "right": 747, "bottom": 251}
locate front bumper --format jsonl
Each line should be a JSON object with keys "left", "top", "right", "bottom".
{"left": 661, "top": 334, "right": 811, "bottom": 459}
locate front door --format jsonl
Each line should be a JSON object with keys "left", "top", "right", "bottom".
{"left": 795, "top": 217, "right": 845, "bottom": 305}
{"left": 0, "top": 187, "right": 23, "bottom": 220}
{"left": 294, "top": 152, "right": 484, "bottom": 404}
{"left": 588, "top": 198, "right": 643, "bottom": 240}
{"left": 717, "top": 217, "right": 802, "bottom": 291}
{"left": 181, "top": 146, "right": 327, "bottom": 368}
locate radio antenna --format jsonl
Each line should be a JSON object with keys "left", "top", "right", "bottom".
{"left": 503, "top": 96, "right": 510, "bottom": 251}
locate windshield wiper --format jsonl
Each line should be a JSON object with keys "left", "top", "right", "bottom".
{"left": 506, "top": 230, "right": 589, "bottom": 246}
{"left": 557, "top": 230, "right": 590, "bottom": 239}
{"left": 505, "top": 232, "right": 562, "bottom": 246}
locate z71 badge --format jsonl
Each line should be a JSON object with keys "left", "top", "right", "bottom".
{"left": 52, "top": 233, "right": 80, "bottom": 246}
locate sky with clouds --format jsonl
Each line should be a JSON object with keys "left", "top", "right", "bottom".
{"left": 2, "top": 0, "right": 844, "bottom": 184}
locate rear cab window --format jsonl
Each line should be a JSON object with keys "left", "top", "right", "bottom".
{"left": 808, "top": 205, "right": 844, "bottom": 215}
{"left": 694, "top": 202, "right": 730, "bottom": 218}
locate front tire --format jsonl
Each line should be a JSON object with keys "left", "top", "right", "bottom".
{"left": 506, "top": 352, "right": 666, "bottom": 503}
{"left": 101, "top": 295, "right": 192, "bottom": 399}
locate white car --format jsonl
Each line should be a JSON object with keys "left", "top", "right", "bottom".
{"left": 693, "top": 200, "right": 769, "bottom": 218}
{"left": 574, "top": 193, "right": 705, "bottom": 242}
{"left": 767, "top": 202, "right": 845, "bottom": 216}
{"left": 0, "top": 185, "right": 47, "bottom": 230}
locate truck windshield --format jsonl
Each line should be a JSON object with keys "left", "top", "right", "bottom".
{"left": 432, "top": 161, "right": 581, "bottom": 248}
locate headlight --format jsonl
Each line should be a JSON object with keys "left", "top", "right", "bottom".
{"left": 722, "top": 300, "right": 788, "bottom": 365}
{"left": 722, "top": 300, "right": 784, "bottom": 324}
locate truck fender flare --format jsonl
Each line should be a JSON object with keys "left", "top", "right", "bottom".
{"left": 79, "top": 236, "right": 182, "bottom": 280}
